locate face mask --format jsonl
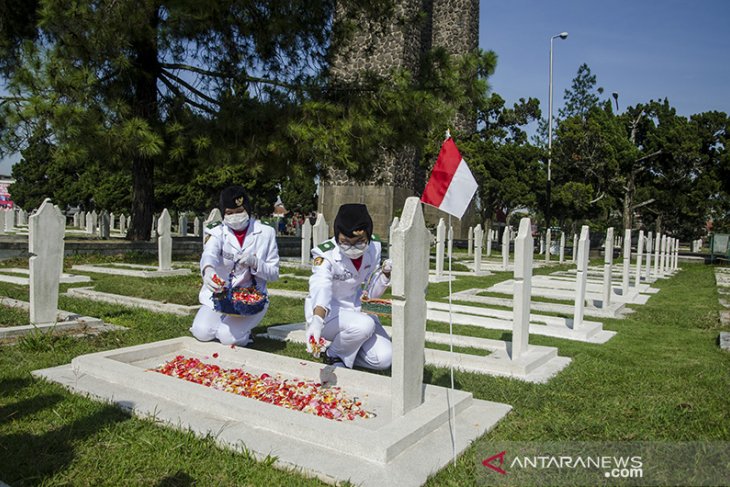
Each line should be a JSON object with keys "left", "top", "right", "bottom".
{"left": 341, "top": 244, "right": 367, "bottom": 259}
{"left": 224, "top": 212, "right": 249, "bottom": 231}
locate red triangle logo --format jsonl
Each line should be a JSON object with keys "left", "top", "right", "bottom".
{"left": 482, "top": 450, "right": 507, "bottom": 475}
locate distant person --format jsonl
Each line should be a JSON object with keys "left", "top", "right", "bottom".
{"left": 304, "top": 203, "right": 392, "bottom": 370}
{"left": 190, "top": 185, "right": 279, "bottom": 346}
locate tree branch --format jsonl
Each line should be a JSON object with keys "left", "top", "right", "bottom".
{"left": 631, "top": 198, "right": 655, "bottom": 210}
{"left": 589, "top": 192, "right": 605, "bottom": 204}
{"left": 158, "top": 75, "right": 216, "bottom": 114}
{"left": 160, "top": 62, "right": 298, "bottom": 91}
{"left": 160, "top": 69, "right": 220, "bottom": 106}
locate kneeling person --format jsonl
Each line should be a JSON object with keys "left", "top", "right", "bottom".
{"left": 190, "top": 185, "right": 280, "bottom": 346}
{"left": 305, "top": 204, "right": 392, "bottom": 370}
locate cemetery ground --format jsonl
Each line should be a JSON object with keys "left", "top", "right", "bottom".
{"left": 1, "top": 252, "right": 729, "bottom": 486}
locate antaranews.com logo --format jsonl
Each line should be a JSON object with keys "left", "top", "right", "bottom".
{"left": 476, "top": 442, "right": 730, "bottom": 486}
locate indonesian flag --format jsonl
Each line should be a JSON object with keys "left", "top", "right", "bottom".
{"left": 420, "top": 137, "right": 478, "bottom": 219}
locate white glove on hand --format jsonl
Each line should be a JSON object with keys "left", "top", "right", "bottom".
{"left": 382, "top": 259, "right": 392, "bottom": 277}
{"left": 306, "top": 315, "right": 325, "bottom": 354}
{"left": 203, "top": 266, "right": 224, "bottom": 293}
{"left": 237, "top": 253, "right": 258, "bottom": 270}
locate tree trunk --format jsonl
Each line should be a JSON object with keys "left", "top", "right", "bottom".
{"left": 622, "top": 171, "right": 635, "bottom": 230}
{"left": 127, "top": 7, "right": 160, "bottom": 241}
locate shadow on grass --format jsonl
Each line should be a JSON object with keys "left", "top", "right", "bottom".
{"left": 154, "top": 470, "right": 195, "bottom": 487}
{"left": 0, "top": 403, "right": 131, "bottom": 485}
{"left": 0, "top": 376, "right": 33, "bottom": 396}
{"left": 0, "top": 393, "right": 64, "bottom": 423}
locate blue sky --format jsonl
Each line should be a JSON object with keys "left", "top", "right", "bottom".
{"left": 2, "top": 0, "right": 729, "bottom": 175}
{"left": 480, "top": 0, "right": 730, "bottom": 121}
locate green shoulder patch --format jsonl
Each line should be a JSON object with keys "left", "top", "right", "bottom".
{"left": 317, "top": 241, "right": 335, "bottom": 252}
{"left": 206, "top": 221, "right": 222, "bottom": 229}
{"left": 371, "top": 234, "right": 381, "bottom": 242}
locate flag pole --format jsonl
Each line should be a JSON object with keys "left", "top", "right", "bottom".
{"left": 447, "top": 212, "right": 457, "bottom": 466}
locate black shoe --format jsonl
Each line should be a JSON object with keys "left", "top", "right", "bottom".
{"left": 322, "top": 351, "right": 343, "bottom": 366}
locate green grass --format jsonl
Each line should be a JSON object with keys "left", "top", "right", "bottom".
{"left": 1, "top": 255, "right": 729, "bottom": 486}
{"left": 0, "top": 304, "right": 29, "bottom": 326}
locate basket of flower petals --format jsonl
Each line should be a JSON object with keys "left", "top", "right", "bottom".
{"left": 212, "top": 275, "right": 268, "bottom": 315}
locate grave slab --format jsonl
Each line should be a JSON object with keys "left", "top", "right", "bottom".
{"left": 486, "top": 279, "right": 651, "bottom": 306}
{"left": 265, "top": 323, "right": 570, "bottom": 383}
{"left": 450, "top": 288, "right": 629, "bottom": 319}
{"left": 65, "top": 287, "right": 200, "bottom": 316}
{"left": 33, "top": 337, "right": 512, "bottom": 487}
{"left": 0, "top": 268, "right": 91, "bottom": 285}
{"left": 71, "top": 263, "right": 191, "bottom": 278}
{"left": 0, "top": 297, "right": 124, "bottom": 339}
{"left": 721, "top": 332, "right": 730, "bottom": 351}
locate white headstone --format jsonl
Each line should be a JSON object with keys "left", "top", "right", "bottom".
{"left": 622, "top": 229, "right": 631, "bottom": 294}
{"left": 634, "top": 230, "right": 644, "bottom": 287}
{"left": 473, "top": 224, "right": 483, "bottom": 273}
{"left": 467, "top": 226, "right": 473, "bottom": 256}
{"left": 179, "top": 213, "right": 188, "bottom": 237}
{"left": 78, "top": 211, "right": 86, "bottom": 229}
{"left": 544, "top": 228, "right": 552, "bottom": 263}
{"left": 653, "top": 233, "right": 661, "bottom": 277}
{"left": 29, "top": 199, "right": 65, "bottom": 325}
{"left": 659, "top": 234, "right": 667, "bottom": 276}
{"left": 312, "top": 213, "right": 328, "bottom": 247}
{"left": 73, "top": 212, "right": 80, "bottom": 228}
{"left": 674, "top": 239, "right": 680, "bottom": 270}
{"left": 572, "top": 233, "right": 578, "bottom": 263}
{"left": 158, "top": 209, "right": 172, "bottom": 271}
{"left": 435, "top": 218, "right": 445, "bottom": 279}
{"left": 301, "top": 218, "right": 312, "bottom": 265}
{"left": 573, "top": 225, "right": 590, "bottom": 328}
{"left": 559, "top": 231, "right": 565, "bottom": 263}
{"left": 603, "top": 227, "right": 614, "bottom": 307}
{"left": 90, "top": 210, "right": 98, "bottom": 235}
{"left": 5, "top": 207, "right": 15, "bottom": 232}
{"left": 100, "top": 211, "right": 110, "bottom": 239}
{"left": 512, "top": 217, "right": 533, "bottom": 360}
{"left": 85, "top": 212, "right": 93, "bottom": 234}
{"left": 193, "top": 217, "right": 201, "bottom": 237}
{"left": 501, "top": 226, "right": 510, "bottom": 270}
{"left": 644, "top": 231, "right": 653, "bottom": 280}
{"left": 486, "top": 226, "right": 492, "bottom": 257}
{"left": 388, "top": 216, "right": 400, "bottom": 257}
{"left": 110, "top": 212, "right": 115, "bottom": 231}
{"left": 539, "top": 235, "right": 545, "bottom": 255}
{"left": 390, "top": 197, "right": 429, "bottom": 417}
{"left": 120, "top": 214, "right": 127, "bottom": 235}
{"left": 0, "top": 211, "right": 4, "bottom": 235}
{"left": 203, "top": 209, "right": 222, "bottom": 242}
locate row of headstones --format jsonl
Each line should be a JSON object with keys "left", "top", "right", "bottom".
{"left": 600, "top": 227, "right": 680, "bottom": 306}
{"left": 691, "top": 239, "right": 704, "bottom": 253}
{"left": 467, "top": 226, "right": 505, "bottom": 257}
{"left": 0, "top": 207, "right": 28, "bottom": 233}
{"left": 73, "top": 210, "right": 211, "bottom": 239}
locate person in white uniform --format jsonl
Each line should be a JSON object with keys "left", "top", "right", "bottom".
{"left": 305, "top": 203, "right": 392, "bottom": 370}
{"left": 190, "top": 185, "right": 280, "bottom": 346}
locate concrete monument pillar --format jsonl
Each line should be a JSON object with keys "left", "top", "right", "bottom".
{"left": 473, "top": 224, "right": 483, "bottom": 274}
{"left": 435, "top": 218, "right": 445, "bottom": 279}
{"left": 158, "top": 209, "right": 172, "bottom": 271}
{"left": 622, "top": 229, "right": 631, "bottom": 294}
{"left": 634, "top": 230, "right": 644, "bottom": 287}
{"left": 29, "top": 199, "right": 65, "bottom": 325}
{"left": 603, "top": 227, "right": 614, "bottom": 307}
{"left": 644, "top": 231, "right": 653, "bottom": 280}
{"left": 573, "top": 225, "right": 590, "bottom": 329}
{"left": 390, "top": 197, "right": 429, "bottom": 417}
{"left": 544, "top": 228, "right": 551, "bottom": 263}
{"left": 301, "top": 219, "right": 313, "bottom": 265}
{"left": 559, "top": 231, "right": 565, "bottom": 263}
{"left": 467, "top": 226, "right": 473, "bottom": 256}
{"left": 511, "top": 217, "right": 533, "bottom": 360}
{"left": 501, "top": 226, "right": 510, "bottom": 270}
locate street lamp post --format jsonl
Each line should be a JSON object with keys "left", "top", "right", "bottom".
{"left": 546, "top": 31, "right": 568, "bottom": 230}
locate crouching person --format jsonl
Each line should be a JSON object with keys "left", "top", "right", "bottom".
{"left": 190, "top": 185, "right": 279, "bottom": 346}
{"left": 304, "top": 203, "right": 392, "bottom": 370}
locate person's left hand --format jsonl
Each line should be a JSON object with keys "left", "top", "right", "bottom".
{"left": 237, "top": 253, "right": 258, "bottom": 270}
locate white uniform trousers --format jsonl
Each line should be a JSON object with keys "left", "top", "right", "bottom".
{"left": 323, "top": 308, "right": 392, "bottom": 370}
{"left": 190, "top": 303, "right": 268, "bottom": 346}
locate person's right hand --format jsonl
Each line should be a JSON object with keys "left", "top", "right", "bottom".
{"left": 203, "top": 266, "right": 224, "bottom": 293}
{"left": 306, "top": 315, "right": 325, "bottom": 354}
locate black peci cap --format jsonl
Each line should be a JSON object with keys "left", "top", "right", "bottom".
{"left": 219, "top": 186, "right": 251, "bottom": 214}
{"left": 334, "top": 203, "right": 373, "bottom": 239}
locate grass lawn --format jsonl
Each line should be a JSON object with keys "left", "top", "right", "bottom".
{"left": 1, "top": 254, "right": 729, "bottom": 486}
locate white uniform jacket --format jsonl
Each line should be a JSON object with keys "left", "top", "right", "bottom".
{"left": 305, "top": 238, "right": 389, "bottom": 321}
{"left": 199, "top": 219, "right": 280, "bottom": 308}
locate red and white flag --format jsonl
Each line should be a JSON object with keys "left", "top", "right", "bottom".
{"left": 420, "top": 137, "right": 478, "bottom": 219}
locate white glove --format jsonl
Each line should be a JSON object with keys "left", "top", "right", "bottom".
{"left": 306, "top": 315, "right": 325, "bottom": 354}
{"left": 382, "top": 259, "right": 392, "bottom": 276}
{"left": 203, "top": 266, "right": 224, "bottom": 293}
{"left": 237, "top": 253, "right": 258, "bottom": 270}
